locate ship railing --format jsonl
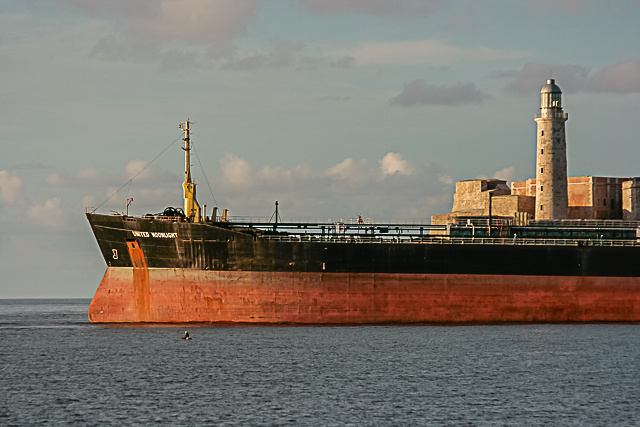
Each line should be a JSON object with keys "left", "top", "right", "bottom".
{"left": 228, "top": 216, "right": 434, "bottom": 225}
{"left": 261, "top": 235, "right": 640, "bottom": 247}
{"left": 143, "top": 215, "right": 184, "bottom": 222}
{"left": 531, "top": 219, "right": 640, "bottom": 229}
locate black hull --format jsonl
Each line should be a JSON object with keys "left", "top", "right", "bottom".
{"left": 87, "top": 213, "right": 640, "bottom": 278}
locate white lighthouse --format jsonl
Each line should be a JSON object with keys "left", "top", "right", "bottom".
{"left": 535, "top": 79, "right": 568, "bottom": 220}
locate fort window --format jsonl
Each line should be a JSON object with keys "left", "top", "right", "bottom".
{"left": 541, "top": 149, "right": 544, "bottom": 154}
{"left": 541, "top": 130, "right": 544, "bottom": 136}
{"left": 541, "top": 205, "right": 544, "bottom": 210}
{"left": 540, "top": 168, "right": 543, "bottom": 173}
{"left": 541, "top": 185, "right": 543, "bottom": 192}
{"left": 604, "top": 199, "right": 606, "bottom": 206}
{"left": 611, "top": 198, "right": 614, "bottom": 209}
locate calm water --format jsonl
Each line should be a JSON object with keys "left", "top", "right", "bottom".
{"left": 1, "top": 300, "right": 639, "bottom": 426}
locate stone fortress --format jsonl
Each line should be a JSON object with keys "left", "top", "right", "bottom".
{"left": 432, "top": 79, "right": 640, "bottom": 226}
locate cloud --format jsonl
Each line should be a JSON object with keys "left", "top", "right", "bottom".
{"left": 126, "top": 160, "right": 154, "bottom": 181}
{"left": 45, "top": 172, "right": 63, "bottom": 186}
{"left": 70, "top": 0, "right": 372, "bottom": 73}
{"left": 90, "top": 35, "right": 162, "bottom": 63}
{"left": 299, "top": 0, "right": 445, "bottom": 16}
{"left": 325, "top": 158, "right": 369, "bottom": 182}
{"left": 220, "top": 153, "right": 253, "bottom": 189}
{"left": 257, "top": 166, "right": 291, "bottom": 183}
{"left": 493, "top": 166, "right": 517, "bottom": 185}
{"left": 27, "top": 197, "right": 65, "bottom": 228}
{"left": 390, "top": 80, "right": 490, "bottom": 107}
{"left": 380, "top": 153, "right": 413, "bottom": 176}
{"left": 143, "top": 0, "right": 257, "bottom": 42}
{"left": 91, "top": 34, "right": 314, "bottom": 71}
{"left": 222, "top": 41, "right": 305, "bottom": 70}
{"left": 206, "top": 41, "right": 238, "bottom": 60}
{"left": 64, "top": 0, "right": 259, "bottom": 68}
{"left": 66, "top": 152, "right": 452, "bottom": 221}
{"left": 210, "top": 152, "right": 454, "bottom": 220}
{"left": 490, "top": 62, "right": 590, "bottom": 94}
{"left": 78, "top": 168, "right": 99, "bottom": 180}
{"left": 37, "top": 161, "right": 180, "bottom": 216}
{"left": 0, "top": 171, "right": 23, "bottom": 203}
{"left": 296, "top": 56, "right": 320, "bottom": 71}
{"left": 59, "top": 0, "right": 258, "bottom": 42}
{"left": 492, "top": 60, "right": 640, "bottom": 95}
{"left": 341, "top": 40, "right": 526, "bottom": 66}
{"left": 330, "top": 56, "right": 356, "bottom": 69}
{"left": 46, "top": 169, "right": 99, "bottom": 187}
{"left": 589, "top": 60, "right": 640, "bottom": 94}
{"left": 159, "top": 49, "right": 202, "bottom": 71}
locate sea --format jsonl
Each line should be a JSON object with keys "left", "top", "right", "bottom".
{"left": 1, "top": 299, "right": 639, "bottom": 426}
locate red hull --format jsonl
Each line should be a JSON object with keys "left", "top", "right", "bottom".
{"left": 88, "top": 267, "right": 640, "bottom": 323}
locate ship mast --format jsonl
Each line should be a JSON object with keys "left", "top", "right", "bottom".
{"left": 180, "top": 119, "right": 201, "bottom": 222}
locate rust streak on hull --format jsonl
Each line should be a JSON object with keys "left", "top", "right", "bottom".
{"left": 88, "top": 268, "right": 640, "bottom": 323}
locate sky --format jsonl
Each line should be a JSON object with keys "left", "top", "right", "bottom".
{"left": 1, "top": 0, "right": 639, "bottom": 298}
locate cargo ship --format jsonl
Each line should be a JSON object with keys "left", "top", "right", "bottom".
{"left": 87, "top": 83, "right": 640, "bottom": 323}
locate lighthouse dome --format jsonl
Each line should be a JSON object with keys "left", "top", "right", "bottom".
{"left": 541, "top": 79, "right": 562, "bottom": 94}
{"left": 540, "top": 79, "right": 562, "bottom": 109}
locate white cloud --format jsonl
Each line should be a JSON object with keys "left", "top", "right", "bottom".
{"left": 125, "top": 160, "right": 153, "bottom": 181}
{"left": 341, "top": 40, "right": 526, "bottom": 66}
{"left": 27, "top": 197, "right": 65, "bottom": 228}
{"left": 220, "top": 153, "right": 253, "bottom": 189}
{"left": 46, "top": 168, "right": 100, "bottom": 187}
{"left": 45, "top": 172, "right": 63, "bottom": 186}
{"left": 258, "top": 166, "right": 291, "bottom": 182}
{"left": 0, "top": 171, "right": 23, "bottom": 203}
{"left": 493, "top": 166, "right": 517, "bottom": 185}
{"left": 78, "top": 168, "right": 99, "bottom": 180}
{"left": 325, "top": 158, "right": 370, "bottom": 183}
{"left": 209, "top": 153, "right": 454, "bottom": 220}
{"left": 380, "top": 153, "right": 413, "bottom": 176}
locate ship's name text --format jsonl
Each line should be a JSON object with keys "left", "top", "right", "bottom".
{"left": 131, "top": 231, "right": 177, "bottom": 238}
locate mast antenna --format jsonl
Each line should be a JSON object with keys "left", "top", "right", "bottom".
{"left": 180, "top": 119, "right": 192, "bottom": 184}
{"left": 179, "top": 119, "right": 201, "bottom": 222}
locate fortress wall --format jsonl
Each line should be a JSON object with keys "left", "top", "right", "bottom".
{"left": 511, "top": 181, "right": 528, "bottom": 196}
{"left": 592, "top": 177, "right": 625, "bottom": 220}
{"left": 441, "top": 177, "right": 627, "bottom": 222}
{"left": 568, "top": 176, "right": 593, "bottom": 207}
{"left": 512, "top": 179, "right": 537, "bottom": 197}
{"left": 452, "top": 179, "right": 509, "bottom": 213}
{"left": 623, "top": 178, "right": 640, "bottom": 220}
{"left": 491, "top": 195, "right": 535, "bottom": 217}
